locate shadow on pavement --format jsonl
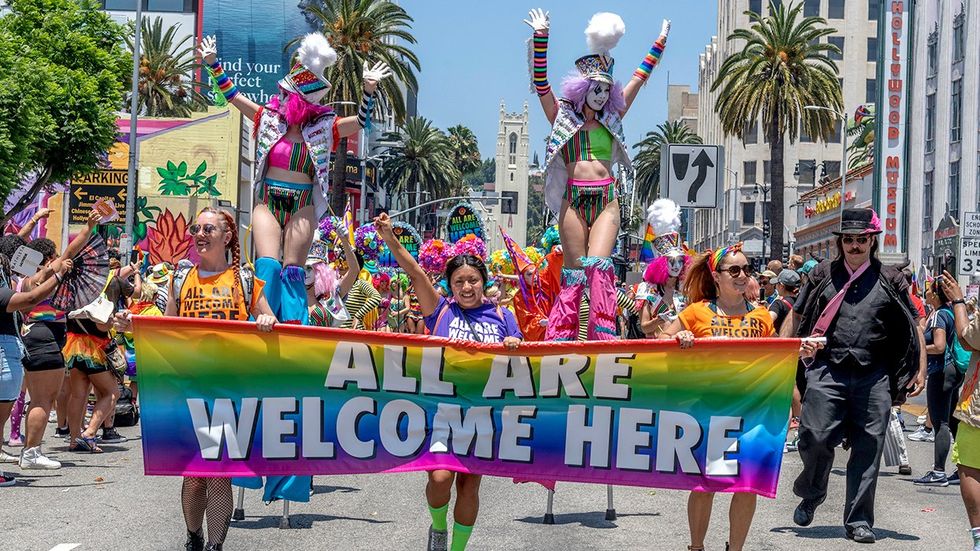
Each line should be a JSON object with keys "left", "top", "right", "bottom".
{"left": 311, "top": 484, "right": 360, "bottom": 495}
{"left": 514, "top": 511, "right": 660, "bottom": 529}
{"left": 771, "top": 525, "right": 920, "bottom": 542}
{"left": 231, "top": 513, "right": 393, "bottom": 530}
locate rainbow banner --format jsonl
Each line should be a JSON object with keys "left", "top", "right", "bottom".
{"left": 639, "top": 223, "right": 656, "bottom": 262}
{"left": 134, "top": 317, "right": 799, "bottom": 497}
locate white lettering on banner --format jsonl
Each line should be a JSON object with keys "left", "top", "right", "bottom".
{"left": 499, "top": 405, "right": 537, "bottom": 462}
{"left": 382, "top": 345, "right": 418, "bottom": 394}
{"left": 538, "top": 354, "right": 589, "bottom": 398}
{"left": 378, "top": 400, "right": 427, "bottom": 458}
{"left": 430, "top": 405, "right": 495, "bottom": 457}
{"left": 262, "top": 397, "right": 298, "bottom": 459}
{"left": 593, "top": 354, "right": 634, "bottom": 400}
{"left": 483, "top": 355, "right": 535, "bottom": 398}
{"left": 656, "top": 411, "right": 703, "bottom": 475}
{"left": 616, "top": 408, "right": 655, "bottom": 471}
{"left": 187, "top": 398, "right": 258, "bottom": 460}
{"left": 706, "top": 416, "right": 743, "bottom": 476}
{"left": 301, "top": 397, "right": 335, "bottom": 458}
{"left": 565, "top": 405, "right": 613, "bottom": 468}
{"left": 336, "top": 396, "right": 376, "bottom": 459}
{"left": 325, "top": 342, "right": 378, "bottom": 391}
{"left": 420, "top": 347, "right": 455, "bottom": 396}
{"left": 445, "top": 317, "right": 503, "bottom": 342}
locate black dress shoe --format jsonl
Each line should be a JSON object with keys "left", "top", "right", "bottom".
{"left": 847, "top": 525, "right": 876, "bottom": 543}
{"left": 793, "top": 497, "right": 823, "bottom": 526}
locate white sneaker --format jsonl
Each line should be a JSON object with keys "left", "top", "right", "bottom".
{"left": 916, "top": 414, "right": 927, "bottom": 425}
{"left": 0, "top": 451, "right": 19, "bottom": 464}
{"left": 908, "top": 427, "right": 935, "bottom": 442}
{"left": 19, "top": 447, "right": 61, "bottom": 470}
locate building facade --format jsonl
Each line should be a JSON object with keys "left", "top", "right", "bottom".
{"left": 667, "top": 84, "right": 699, "bottom": 134}
{"left": 906, "top": 0, "right": 980, "bottom": 277}
{"left": 481, "top": 101, "right": 530, "bottom": 252}
{"left": 691, "top": 0, "right": 881, "bottom": 260}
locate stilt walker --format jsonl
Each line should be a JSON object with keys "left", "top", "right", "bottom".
{"left": 526, "top": 8, "right": 670, "bottom": 341}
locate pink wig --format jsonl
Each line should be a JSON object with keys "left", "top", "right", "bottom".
{"left": 560, "top": 73, "right": 626, "bottom": 115}
{"left": 312, "top": 261, "right": 338, "bottom": 298}
{"left": 643, "top": 255, "right": 692, "bottom": 286}
{"left": 268, "top": 91, "right": 333, "bottom": 127}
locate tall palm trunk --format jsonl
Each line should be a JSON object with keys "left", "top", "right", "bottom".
{"left": 331, "top": 137, "right": 349, "bottom": 215}
{"left": 768, "top": 118, "right": 785, "bottom": 261}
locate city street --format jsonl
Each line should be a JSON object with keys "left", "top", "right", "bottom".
{"left": 4, "top": 404, "right": 969, "bottom": 551}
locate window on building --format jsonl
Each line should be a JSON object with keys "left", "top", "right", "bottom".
{"left": 103, "top": 0, "right": 137, "bottom": 8}
{"left": 800, "top": 119, "right": 814, "bottom": 143}
{"left": 763, "top": 160, "right": 771, "bottom": 184}
{"left": 927, "top": 29, "right": 939, "bottom": 76}
{"left": 866, "top": 37, "right": 878, "bottom": 62}
{"left": 950, "top": 161, "right": 961, "bottom": 216}
{"left": 799, "top": 159, "right": 817, "bottom": 185}
{"left": 925, "top": 93, "right": 937, "bottom": 152}
{"left": 509, "top": 172, "right": 514, "bottom": 182}
{"left": 924, "top": 170, "right": 934, "bottom": 229}
{"left": 742, "top": 202, "right": 756, "bottom": 225}
{"left": 804, "top": 0, "right": 821, "bottom": 17}
{"left": 508, "top": 133, "right": 517, "bottom": 165}
{"left": 744, "top": 161, "right": 758, "bottom": 184}
{"left": 953, "top": 7, "right": 966, "bottom": 62}
{"left": 831, "top": 120, "right": 842, "bottom": 143}
{"left": 868, "top": 0, "right": 881, "bottom": 20}
{"left": 501, "top": 191, "right": 519, "bottom": 215}
{"left": 865, "top": 79, "right": 877, "bottom": 104}
{"left": 744, "top": 120, "right": 758, "bottom": 144}
{"left": 828, "top": 37, "right": 844, "bottom": 61}
{"left": 824, "top": 161, "right": 841, "bottom": 179}
{"left": 828, "top": 0, "right": 845, "bottom": 19}
{"left": 749, "top": 0, "right": 762, "bottom": 15}
{"left": 951, "top": 79, "right": 963, "bottom": 142}
{"left": 103, "top": 0, "right": 191, "bottom": 10}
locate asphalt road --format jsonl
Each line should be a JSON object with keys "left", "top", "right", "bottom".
{"left": 2, "top": 403, "right": 969, "bottom": 551}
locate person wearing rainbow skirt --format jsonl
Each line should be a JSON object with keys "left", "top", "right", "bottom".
{"left": 198, "top": 33, "right": 390, "bottom": 326}
{"left": 526, "top": 8, "right": 669, "bottom": 342}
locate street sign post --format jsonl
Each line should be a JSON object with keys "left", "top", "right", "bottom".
{"left": 959, "top": 212, "right": 980, "bottom": 276}
{"left": 69, "top": 170, "right": 128, "bottom": 226}
{"left": 661, "top": 144, "right": 724, "bottom": 208}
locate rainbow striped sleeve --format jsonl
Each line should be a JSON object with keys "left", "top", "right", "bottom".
{"left": 532, "top": 31, "right": 551, "bottom": 96}
{"left": 208, "top": 62, "right": 239, "bottom": 102}
{"left": 633, "top": 35, "right": 668, "bottom": 82}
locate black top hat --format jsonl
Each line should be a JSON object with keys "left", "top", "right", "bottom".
{"left": 833, "top": 208, "right": 882, "bottom": 235}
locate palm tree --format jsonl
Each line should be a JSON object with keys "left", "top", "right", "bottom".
{"left": 300, "top": 0, "right": 421, "bottom": 213}
{"left": 711, "top": 1, "right": 843, "bottom": 259}
{"left": 383, "top": 117, "right": 460, "bottom": 226}
{"left": 447, "top": 125, "right": 481, "bottom": 185}
{"left": 632, "top": 120, "right": 703, "bottom": 206}
{"left": 124, "top": 16, "right": 207, "bottom": 117}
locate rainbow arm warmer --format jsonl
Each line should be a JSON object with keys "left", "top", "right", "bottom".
{"left": 633, "top": 35, "right": 668, "bottom": 82}
{"left": 208, "top": 61, "right": 239, "bottom": 102}
{"left": 532, "top": 31, "right": 551, "bottom": 96}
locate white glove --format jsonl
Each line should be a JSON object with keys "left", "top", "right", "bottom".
{"left": 199, "top": 35, "right": 218, "bottom": 62}
{"left": 362, "top": 61, "right": 393, "bottom": 83}
{"left": 523, "top": 8, "right": 550, "bottom": 33}
{"left": 661, "top": 19, "right": 671, "bottom": 38}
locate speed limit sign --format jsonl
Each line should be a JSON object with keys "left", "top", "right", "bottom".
{"left": 960, "top": 238, "right": 980, "bottom": 276}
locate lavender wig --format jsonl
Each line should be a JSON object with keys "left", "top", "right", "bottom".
{"left": 560, "top": 72, "right": 626, "bottom": 115}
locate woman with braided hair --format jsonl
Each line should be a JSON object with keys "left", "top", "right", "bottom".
{"left": 525, "top": 9, "right": 669, "bottom": 342}
{"left": 118, "top": 207, "right": 276, "bottom": 550}
{"left": 198, "top": 34, "right": 391, "bottom": 326}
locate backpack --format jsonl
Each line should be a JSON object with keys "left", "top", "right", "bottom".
{"left": 172, "top": 265, "right": 255, "bottom": 317}
{"left": 938, "top": 308, "right": 972, "bottom": 373}
{"left": 113, "top": 384, "right": 139, "bottom": 427}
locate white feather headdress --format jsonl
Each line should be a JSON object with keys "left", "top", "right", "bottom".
{"left": 585, "top": 12, "right": 626, "bottom": 54}
{"left": 296, "top": 33, "right": 338, "bottom": 81}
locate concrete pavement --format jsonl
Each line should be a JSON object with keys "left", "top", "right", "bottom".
{"left": 2, "top": 407, "right": 969, "bottom": 550}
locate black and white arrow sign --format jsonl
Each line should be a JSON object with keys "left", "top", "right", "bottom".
{"left": 661, "top": 144, "right": 724, "bottom": 208}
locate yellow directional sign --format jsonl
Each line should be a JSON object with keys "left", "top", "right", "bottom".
{"left": 69, "top": 170, "right": 128, "bottom": 225}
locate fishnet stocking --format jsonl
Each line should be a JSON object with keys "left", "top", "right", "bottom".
{"left": 181, "top": 477, "right": 233, "bottom": 545}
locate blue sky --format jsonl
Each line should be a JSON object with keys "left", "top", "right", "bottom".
{"left": 404, "top": 0, "right": 719, "bottom": 160}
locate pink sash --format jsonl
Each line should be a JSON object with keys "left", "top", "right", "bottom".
{"left": 803, "top": 260, "right": 871, "bottom": 368}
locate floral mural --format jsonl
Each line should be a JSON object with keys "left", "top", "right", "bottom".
{"left": 146, "top": 208, "right": 193, "bottom": 265}
{"left": 156, "top": 160, "right": 221, "bottom": 197}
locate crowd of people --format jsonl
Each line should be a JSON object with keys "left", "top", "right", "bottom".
{"left": 2, "top": 8, "right": 980, "bottom": 551}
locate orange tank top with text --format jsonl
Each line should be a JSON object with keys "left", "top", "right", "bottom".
{"left": 678, "top": 300, "right": 774, "bottom": 339}
{"left": 177, "top": 267, "right": 264, "bottom": 321}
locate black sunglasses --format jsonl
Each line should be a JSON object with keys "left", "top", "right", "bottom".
{"left": 841, "top": 235, "right": 870, "bottom": 245}
{"left": 189, "top": 223, "right": 220, "bottom": 236}
{"left": 718, "top": 264, "right": 753, "bottom": 277}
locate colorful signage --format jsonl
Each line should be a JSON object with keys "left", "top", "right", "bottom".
{"left": 135, "top": 317, "right": 800, "bottom": 498}
{"left": 446, "top": 202, "right": 484, "bottom": 244}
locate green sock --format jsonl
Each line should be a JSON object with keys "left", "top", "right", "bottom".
{"left": 428, "top": 503, "right": 449, "bottom": 532}
{"left": 451, "top": 521, "right": 473, "bottom": 551}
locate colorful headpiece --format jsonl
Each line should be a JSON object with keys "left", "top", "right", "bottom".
{"left": 646, "top": 199, "right": 684, "bottom": 259}
{"left": 306, "top": 239, "right": 330, "bottom": 266}
{"left": 707, "top": 242, "right": 743, "bottom": 273}
{"left": 451, "top": 234, "right": 487, "bottom": 261}
{"left": 278, "top": 33, "right": 337, "bottom": 103}
{"left": 354, "top": 224, "right": 386, "bottom": 261}
{"left": 419, "top": 239, "right": 451, "bottom": 274}
{"left": 575, "top": 12, "right": 625, "bottom": 84}
{"left": 541, "top": 225, "right": 561, "bottom": 252}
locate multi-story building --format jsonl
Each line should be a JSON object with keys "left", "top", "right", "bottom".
{"left": 480, "top": 101, "right": 530, "bottom": 252}
{"left": 906, "top": 0, "right": 980, "bottom": 276}
{"left": 691, "top": 0, "right": 881, "bottom": 260}
{"left": 667, "top": 84, "right": 699, "bottom": 134}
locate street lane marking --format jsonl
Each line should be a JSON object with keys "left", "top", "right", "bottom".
{"left": 49, "top": 545, "right": 80, "bottom": 551}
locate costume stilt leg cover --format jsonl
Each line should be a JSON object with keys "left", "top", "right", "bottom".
{"left": 544, "top": 268, "right": 585, "bottom": 341}
{"left": 254, "top": 257, "right": 282, "bottom": 319}
{"left": 583, "top": 256, "right": 617, "bottom": 340}
{"left": 280, "top": 265, "right": 309, "bottom": 325}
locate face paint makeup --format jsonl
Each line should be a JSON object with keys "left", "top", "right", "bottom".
{"left": 586, "top": 81, "right": 610, "bottom": 111}
{"left": 667, "top": 256, "right": 685, "bottom": 278}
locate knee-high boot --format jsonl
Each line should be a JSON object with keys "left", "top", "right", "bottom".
{"left": 544, "top": 268, "right": 585, "bottom": 341}
{"left": 583, "top": 256, "right": 617, "bottom": 341}
{"left": 280, "top": 265, "right": 309, "bottom": 325}
{"left": 254, "top": 257, "right": 283, "bottom": 319}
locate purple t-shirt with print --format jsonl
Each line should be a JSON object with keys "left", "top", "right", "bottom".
{"left": 424, "top": 296, "right": 523, "bottom": 343}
